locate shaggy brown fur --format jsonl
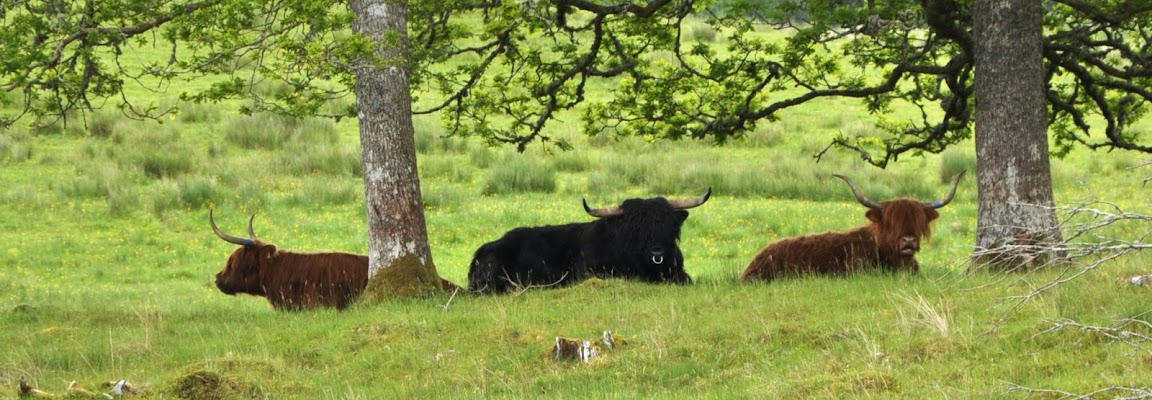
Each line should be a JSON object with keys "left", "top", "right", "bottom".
{"left": 215, "top": 246, "right": 462, "bottom": 310}
{"left": 211, "top": 211, "right": 460, "bottom": 310}
{"left": 215, "top": 247, "right": 370, "bottom": 310}
{"left": 740, "top": 199, "right": 940, "bottom": 282}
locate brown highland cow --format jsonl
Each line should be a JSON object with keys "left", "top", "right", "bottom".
{"left": 210, "top": 210, "right": 371, "bottom": 310}
{"left": 740, "top": 172, "right": 964, "bottom": 282}
{"left": 210, "top": 211, "right": 461, "bottom": 310}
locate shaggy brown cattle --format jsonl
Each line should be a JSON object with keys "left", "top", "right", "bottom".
{"left": 211, "top": 212, "right": 463, "bottom": 311}
{"left": 210, "top": 211, "right": 462, "bottom": 310}
{"left": 210, "top": 210, "right": 370, "bottom": 310}
{"left": 740, "top": 172, "right": 964, "bottom": 282}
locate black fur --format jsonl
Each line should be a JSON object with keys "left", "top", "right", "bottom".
{"left": 468, "top": 197, "right": 695, "bottom": 294}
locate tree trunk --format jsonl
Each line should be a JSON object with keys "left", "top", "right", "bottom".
{"left": 971, "top": 0, "right": 1063, "bottom": 271}
{"left": 349, "top": 0, "right": 443, "bottom": 300}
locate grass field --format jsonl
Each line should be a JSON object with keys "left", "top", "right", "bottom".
{"left": 2, "top": 37, "right": 1152, "bottom": 400}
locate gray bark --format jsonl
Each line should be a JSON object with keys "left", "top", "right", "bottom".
{"left": 972, "top": 0, "right": 1063, "bottom": 270}
{"left": 349, "top": 0, "right": 440, "bottom": 291}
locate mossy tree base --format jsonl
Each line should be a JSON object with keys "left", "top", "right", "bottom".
{"left": 358, "top": 254, "right": 445, "bottom": 305}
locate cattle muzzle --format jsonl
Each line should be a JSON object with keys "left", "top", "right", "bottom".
{"left": 650, "top": 249, "right": 666, "bottom": 265}
{"left": 214, "top": 274, "right": 236, "bottom": 295}
{"left": 898, "top": 235, "right": 920, "bottom": 255}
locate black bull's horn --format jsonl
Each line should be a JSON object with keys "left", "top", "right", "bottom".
{"left": 210, "top": 209, "right": 261, "bottom": 246}
{"left": 833, "top": 171, "right": 965, "bottom": 210}
{"left": 583, "top": 188, "right": 713, "bottom": 218}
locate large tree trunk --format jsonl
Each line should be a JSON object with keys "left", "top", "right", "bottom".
{"left": 349, "top": 0, "right": 443, "bottom": 300}
{"left": 971, "top": 0, "right": 1063, "bottom": 271}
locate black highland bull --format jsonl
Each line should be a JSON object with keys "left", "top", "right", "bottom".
{"left": 467, "top": 189, "right": 711, "bottom": 294}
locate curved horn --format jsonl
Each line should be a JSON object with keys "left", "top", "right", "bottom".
{"left": 584, "top": 198, "right": 623, "bottom": 218}
{"left": 923, "top": 170, "right": 966, "bottom": 209}
{"left": 833, "top": 174, "right": 882, "bottom": 209}
{"left": 246, "top": 214, "right": 260, "bottom": 241}
{"left": 667, "top": 187, "right": 712, "bottom": 210}
{"left": 210, "top": 209, "right": 256, "bottom": 246}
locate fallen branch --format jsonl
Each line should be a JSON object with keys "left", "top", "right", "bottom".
{"left": 1033, "top": 316, "right": 1152, "bottom": 356}
{"left": 965, "top": 202, "right": 1152, "bottom": 333}
{"left": 1006, "top": 382, "right": 1152, "bottom": 399}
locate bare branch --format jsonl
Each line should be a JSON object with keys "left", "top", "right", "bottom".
{"left": 1006, "top": 382, "right": 1152, "bottom": 399}
{"left": 965, "top": 202, "right": 1152, "bottom": 333}
{"left": 1033, "top": 317, "right": 1152, "bottom": 355}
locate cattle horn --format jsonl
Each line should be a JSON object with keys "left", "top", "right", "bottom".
{"left": 246, "top": 213, "right": 260, "bottom": 241}
{"left": 667, "top": 187, "right": 712, "bottom": 210}
{"left": 833, "top": 174, "right": 883, "bottom": 209}
{"left": 583, "top": 198, "right": 624, "bottom": 218}
{"left": 922, "top": 170, "right": 966, "bottom": 209}
{"left": 210, "top": 209, "right": 258, "bottom": 247}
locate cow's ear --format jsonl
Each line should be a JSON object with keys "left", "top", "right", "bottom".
{"left": 261, "top": 244, "right": 278, "bottom": 260}
{"left": 924, "top": 208, "right": 940, "bottom": 222}
{"left": 865, "top": 208, "right": 883, "bottom": 224}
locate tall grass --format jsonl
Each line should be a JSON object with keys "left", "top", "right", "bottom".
{"left": 939, "top": 146, "right": 977, "bottom": 184}
{"left": 177, "top": 101, "right": 223, "bottom": 124}
{"left": 419, "top": 156, "right": 475, "bottom": 183}
{"left": 482, "top": 154, "right": 558, "bottom": 195}
{"left": 109, "top": 126, "right": 198, "bottom": 178}
{"left": 224, "top": 114, "right": 339, "bottom": 150}
{"left": 277, "top": 143, "right": 362, "bottom": 176}
{"left": 56, "top": 160, "right": 128, "bottom": 199}
{"left": 414, "top": 121, "right": 472, "bottom": 155}
{"left": 85, "top": 110, "right": 120, "bottom": 139}
{"left": 282, "top": 177, "right": 361, "bottom": 206}
{"left": 3, "top": 37, "right": 1151, "bottom": 399}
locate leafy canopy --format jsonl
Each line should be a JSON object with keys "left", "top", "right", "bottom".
{"left": 3, "top": 0, "right": 1152, "bottom": 165}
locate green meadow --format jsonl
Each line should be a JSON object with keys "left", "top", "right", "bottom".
{"left": 3, "top": 27, "right": 1152, "bottom": 400}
